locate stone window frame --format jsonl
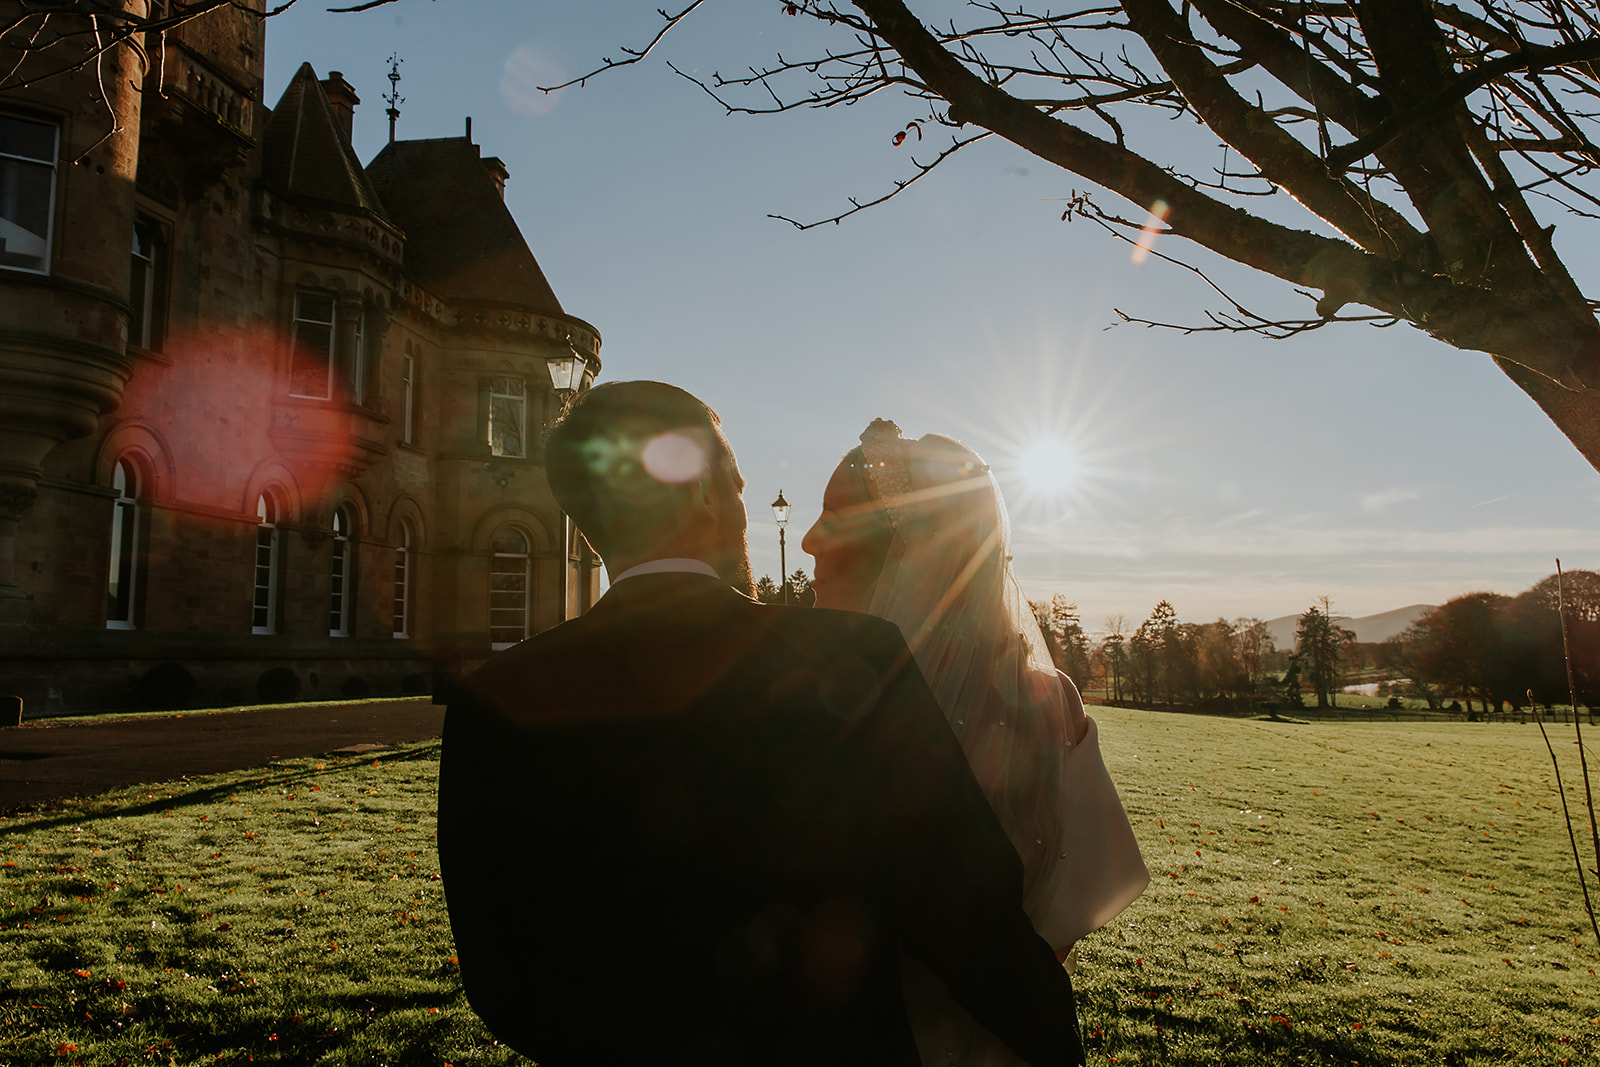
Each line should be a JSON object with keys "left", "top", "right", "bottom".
{"left": 489, "top": 524, "right": 532, "bottom": 650}
{"left": 400, "top": 349, "right": 416, "bottom": 445}
{"left": 487, "top": 377, "right": 527, "bottom": 459}
{"left": 0, "top": 110, "right": 58, "bottom": 276}
{"left": 252, "top": 490, "right": 283, "bottom": 635}
{"left": 392, "top": 518, "right": 413, "bottom": 639}
{"left": 105, "top": 457, "right": 143, "bottom": 630}
{"left": 128, "top": 215, "right": 169, "bottom": 352}
{"left": 329, "top": 503, "right": 356, "bottom": 637}
{"left": 288, "top": 291, "right": 338, "bottom": 399}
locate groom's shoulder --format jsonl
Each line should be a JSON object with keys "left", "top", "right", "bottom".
{"left": 765, "top": 604, "right": 912, "bottom": 661}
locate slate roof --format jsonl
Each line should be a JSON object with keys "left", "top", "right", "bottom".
{"left": 365, "top": 136, "right": 564, "bottom": 314}
{"left": 260, "top": 63, "right": 391, "bottom": 222}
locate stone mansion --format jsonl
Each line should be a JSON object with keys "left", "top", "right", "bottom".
{"left": 0, "top": 4, "right": 601, "bottom": 713}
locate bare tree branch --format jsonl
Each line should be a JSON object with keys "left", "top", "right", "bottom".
{"left": 537, "top": 1, "right": 710, "bottom": 93}
{"left": 768, "top": 130, "right": 992, "bottom": 228}
{"left": 1327, "top": 37, "right": 1600, "bottom": 168}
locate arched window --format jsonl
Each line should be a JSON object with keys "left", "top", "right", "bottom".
{"left": 252, "top": 492, "right": 280, "bottom": 635}
{"left": 106, "top": 458, "right": 140, "bottom": 628}
{"left": 393, "top": 520, "right": 413, "bottom": 639}
{"left": 490, "top": 526, "right": 531, "bottom": 650}
{"left": 330, "top": 504, "right": 355, "bottom": 637}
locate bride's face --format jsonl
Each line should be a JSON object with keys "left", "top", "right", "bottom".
{"left": 803, "top": 461, "right": 893, "bottom": 612}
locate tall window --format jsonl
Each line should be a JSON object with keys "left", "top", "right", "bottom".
{"left": 392, "top": 520, "right": 413, "bottom": 638}
{"left": 106, "top": 459, "right": 139, "bottom": 629}
{"left": 350, "top": 309, "right": 366, "bottom": 404}
{"left": 289, "top": 293, "right": 336, "bottom": 399}
{"left": 128, "top": 218, "right": 166, "bottom": 350}
{"left": 0, "top": 113, "right": 57, "bottom": 274}
{"left": 252, "top": 492, "right": 280, "bottom": 635}
{"left": 330, "top": 505, "right": 354, "bottom": 637}
{"left": 400, "top": 352, "right": 416, "bottom": 444}
{"left": 489, "top": 526, "right": 530, "bottom": 649}
{"left": 488, "top": 377, "right": 526, "bottom": 458}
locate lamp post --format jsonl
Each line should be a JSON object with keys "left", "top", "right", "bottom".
{"left": 770, "top": 490, "right": 790, "bottom": 605}
{"left": 547, "top": 342, "right": 587, "bottom": 620}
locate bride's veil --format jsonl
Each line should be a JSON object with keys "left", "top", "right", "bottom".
{"left": 855, "top": 422, "right": 1148, "bottom": 1066}
{"left": 858, "top": 424, "right": 1073, "bottom": 902}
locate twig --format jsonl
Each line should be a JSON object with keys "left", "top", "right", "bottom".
{"left": 768, "top": 130, "right": 992, "bottom": 229}
{"left": 323, "top": 0, "right": 402, "bottom": 12}
{"left": 69, "top": 12, "right": 122, "bottom": 165}
{"left": 1556, "top": 560, "right": 1600, "bottom": 946}
{"left": 537, "top": 1, "right": 709, "bottom": 93}
{"left": 1090, "top": 209, "right": 1400, "bottom": 337}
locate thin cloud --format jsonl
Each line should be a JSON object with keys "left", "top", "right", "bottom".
{"left": 1360, "top": 486, "right": 1422, "bottom": 514}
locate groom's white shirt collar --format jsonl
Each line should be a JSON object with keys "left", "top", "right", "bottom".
{"left": 608, "top": 558, "right": 720, "bottom": 585}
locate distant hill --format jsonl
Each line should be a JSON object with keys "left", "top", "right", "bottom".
{"left": 1263, "top": 604, "right": 1434, "bottom": 649}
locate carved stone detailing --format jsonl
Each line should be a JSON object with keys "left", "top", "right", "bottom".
{"left": 0, "top": 484, "right": 39, "bottom": 521}
{"left": 256, "top": 191, "right": 405, "bottom": 267}
{"left": 446, "top": 305, "right": 602, "bottom": 363}
{"left": 163, "top": 41, "right": 255, "bottom": 139}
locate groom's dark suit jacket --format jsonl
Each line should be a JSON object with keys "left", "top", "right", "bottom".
{"left": 439, "top": 572, "right": 1084, "bottom": 1067}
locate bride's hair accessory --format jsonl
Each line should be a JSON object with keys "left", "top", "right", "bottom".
{"left": 859, "top": 418, "right": 912, "bottom": 528}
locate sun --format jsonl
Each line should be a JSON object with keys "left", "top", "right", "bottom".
{"left": 1018, "top": 438, "right": 1080, "bottom": 496}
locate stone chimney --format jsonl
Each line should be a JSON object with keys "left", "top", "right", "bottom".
{"left": 481, "top": 156, "right": 509, "bottom": 200}
{"left": 321, "top": 71, "right": 360, "bottom": 143}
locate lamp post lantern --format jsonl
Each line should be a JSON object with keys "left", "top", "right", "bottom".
{"left": 545, "top": 341, "right": 584, "bottom": 398}
{"left": 547, "top": 343, "right": 588, "bottom": 620}
{"left": 770, "top": 490, "right": 790, "bottom": 605}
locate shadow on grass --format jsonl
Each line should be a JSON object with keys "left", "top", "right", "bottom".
{"left": 4, "top": 741, "right": 442, "bottom": 833}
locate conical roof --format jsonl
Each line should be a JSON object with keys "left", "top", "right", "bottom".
{"left": 261, "top": 63, "right": 390, "bottom": 220}
{"left": 365, "top": 136, "right": 564, "bottom": 314}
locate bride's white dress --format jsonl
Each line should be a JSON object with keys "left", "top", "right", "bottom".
{"left": 859, "top": 433, "right": 1148, "bottom": 1066}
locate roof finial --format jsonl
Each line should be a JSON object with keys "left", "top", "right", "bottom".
{"left": 383, "top": 53, "right": 403, "bottom": 144}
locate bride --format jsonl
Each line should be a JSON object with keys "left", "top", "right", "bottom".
{"left": 803, "top": 419, "right": 1149, "bottom": 1067}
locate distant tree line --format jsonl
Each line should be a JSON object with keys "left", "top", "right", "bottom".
{"left": 1025, "top": 570, "right": 1600, "bottom": 719}
{"left": 1383, "top": 571, "right": 1600, "bottom": 716}
{"left": 1031, "top": 596, "right": 1280, "bottom": 712}
{"left": 752, "top": 567, "right": 1599, "bottom": 717}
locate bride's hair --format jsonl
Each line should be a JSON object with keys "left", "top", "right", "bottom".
{"left": 846, "top": 422, "right": 1073, "bottom": 894}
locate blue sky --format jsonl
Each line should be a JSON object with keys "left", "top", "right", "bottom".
{"left": 267, "top": 0, "right": 1599, "bottom": 628}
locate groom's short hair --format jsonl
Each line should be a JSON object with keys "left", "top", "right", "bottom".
{"left": 546, "top": 380, "right": 728, "bottom": 562}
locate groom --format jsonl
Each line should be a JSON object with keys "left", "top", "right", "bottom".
{"left": 438, "top": 381, "right": 1085, "bottom": 1066}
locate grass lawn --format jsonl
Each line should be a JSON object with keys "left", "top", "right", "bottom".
{"left": 1, "top": 708, "right": 1595, "bottom": 1065}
